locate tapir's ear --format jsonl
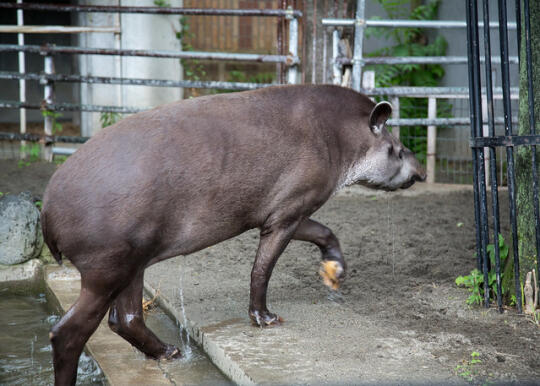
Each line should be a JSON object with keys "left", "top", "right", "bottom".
{"left": 369, "top": 101, "right": 392, "bottom": 136}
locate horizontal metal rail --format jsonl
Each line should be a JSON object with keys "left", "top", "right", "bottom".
{"left": 470, "top": 135, "right": 540, "bottom": 148}
{"left": 0, "top": 25, "right": 119, "bottom": 34}
{"left": 322, "top": 18, "right": 517, "bottom": 29}
{"left": 362, "top": 86, "right": 519, "bottom": 98}
{"left": 0, "top": 3, "right": 302, "bottom": 18}
{"left": 0, "top": 100, "right": 146, "bottom": 114}
{"left": 0, "top": 44, "right": 298, "bottom": 64}
{"left": 339, "top": 56, "right": 519, "bottom": 65}
{"left": 0, "top": 100, "right": 518, "bottom": 127}
{"left": 0, "top": 131, "right": 88, "bottom": 144}
{"left": 0, "top": 71, "right": 271, "bottom": 90}
{"left": 387, "top": 117, "right": 518, "bottom": 126}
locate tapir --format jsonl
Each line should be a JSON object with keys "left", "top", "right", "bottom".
{"left": 41, "top": 84, "right": 425, "bottom": 385}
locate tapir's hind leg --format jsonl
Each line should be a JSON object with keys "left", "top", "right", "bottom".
{"left": 292, "top": 218, "right": 346, "bottom": 290}
{"left": 50, "top": 274, "right": 120, "bottom": 386}
{"left": 108, "top": 269, "right": 181, "bottom": 359}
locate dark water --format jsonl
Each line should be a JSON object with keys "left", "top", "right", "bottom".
{"left": 0, "top": 288, "right": 105, "bottom": 385}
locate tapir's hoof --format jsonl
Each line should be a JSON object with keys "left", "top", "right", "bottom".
{"left": 158, "top": 344, "right": 182, "bottom": 360}
{"left": 319, "top": 260, "right": 344, "bottom": 291}
{"left": 249, "top": 310, "right": 283, "bottom": 327}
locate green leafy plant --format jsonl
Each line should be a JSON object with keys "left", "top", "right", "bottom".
{"left": 456, "top": 234, "right": 509, "bottom": 305}
{"left": 218, "top": 70, "right": 275, "bottom": 93}
{"left": 54, "top": 155, "right": 68, "bottom": 165}
{"left": 35, "top": 200, "right": 43, "bottom": 210}
{"left": 365, "top": 0, "right": 452, "bottom": 164}
{"left": 454, "top": 351, "right": 482, "bottom": 382}
{"left": 41, "top": 110, "right": 63, "bottom": 134}
{"left": 100, "top": 112, "right": 122, "bottom": 128}
{"left": 18, "top": 143, "right": 41, "bottom": 167}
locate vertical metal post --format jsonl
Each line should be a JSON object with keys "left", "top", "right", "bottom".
{"left": 466, "top": 0, "right": 486, "bottom": 276}
{"left": 482, "top": 0, "right": 503, "bottom": 312}
{"left": 470, "top": 0, "right": 491, "bottom": 308}
{"left": 332, "top": 29, "right": 341, "bottom": 85}
{"left": 351, "top": 0, "right": 365, "bottom": 91}
{"left": 17, "top": 0, "right": 26, "bottom": 157}
{"left": 391, "top": 96, "right": 400, "bottom": 139}
{"left": 426, "top": 97, "right": 437, "bottom": 184}
{"left": 498, "top": 0, "right": 522, "bottom": 313}
{"left": 287, "top": 9, "right": 298, "bottom": 85}
{"left": 43, "top": 54, "right": 55, "bottom": 162}
{"left": 523, "top": 0, "right": 540, "bottom": 286}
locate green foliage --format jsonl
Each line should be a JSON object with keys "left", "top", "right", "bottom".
{"left": 41, "top": 110, "right": 63, "bottom": 134}
{"left": 153, "top": 0, "right": 170, "bottom": 7}
{"left": 365, "top": 0, "right": 451, "bottom": 163}
{"left": 455, "top": 234, "right": 509, "bottom": 305}
{"left": 100, "top": 112, "right": 122, "bottom": 128}
{"left": 18, "top": 143, "right": 41, "bottom": 167}
{"left": 54, "top": 155, "right": 68, "bottom": 165}
{"left": 218, "top": 70, "right": 275, "bottom": 93}
{"left": 34, "top": 200, "right": 43, "bottom": 210}
{"left": 454, "top": 351, "right": 482, "bottom": 382}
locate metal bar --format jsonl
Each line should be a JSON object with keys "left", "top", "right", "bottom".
{"left": 0, "top": 99, "right": 518, "bottom": 127}
{"left": 524, "top": 0, "right": 540, "bottom": 286}
{"left": 390, "top": 96, "right": 399, "bottom": 139}
{"left": 516, "top": 0, "right": 522, "bottom": 64}
{"left": 42, "top": 54, "right": 54, "bottom": 161}
{"left": 332, "top": 29, "right": 341, "bottom": 85}
{"left": 359, "top": 86, "right": 519, "bottom": 98}
{"left": 471, "top": 135, "right": 540, "bottom": 147}
{"left": 17, "top": 0, "right": 26, "bottom": 156}
{"left": 470, "top": 0, "right": 491, "bottom": 308}
{"left": 387, "top": 117, "right": 518, "bottom": 126}
{"left": 466, "top": 0, "right": 484, "bottom": 274}
{"left": 0, "top": 44, "right": 298, "bottom": 64}
{"left": 1, "top": 71, "right": 521, "bottom": 97}
{"left": 351, "top": 0, "right": 365, "bottom": 91}
{"left": 426, "top": 97, "right": 437, "bottom": 184}
{"left": 0, "top": 3, "right": 303, "bottom": 17}
{"left": 287, "top": 8, "right": 299, "bottom": 84}
{"left": 482, "top": 0, "right": 503, "bottom": 312}
{"left": 322, "top": 18, "right": 517, "bottom": 29}
{"left": 498, "top": 0, "right": 522, "bottom": 313}
{"left": 52, "top": 147, "right": 77, "bottom": 156}
{"left": 0, "top": 100, "right": 146, "bottom": 114}
{"left": 0, "top": 25, "right": 120, "bottom": 34}
{"left": 338, "top": 56, "right": 519, "bottom": 65}
{"left": 0, "top": 131, "right": 88, "bottom": 143}
{"left": 0, "top": 72, "right": 272, "bottom": 90}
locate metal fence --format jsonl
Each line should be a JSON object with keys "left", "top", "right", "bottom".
{"left": 321, "top": 0, "right": 519, "bottom": 184}
{"left": 0, "top": 2, "right": 301, "bottom": 159}
{"left": 467, "top": 0, "right": 539, "bottom": 314}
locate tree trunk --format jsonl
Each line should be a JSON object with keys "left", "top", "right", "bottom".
{"left": 516, "top": 1, "right": 540, "bottom": 285}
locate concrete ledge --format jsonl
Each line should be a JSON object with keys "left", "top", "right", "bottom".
{"left": 0, "top": 258, "right": 42, "bottom": 283}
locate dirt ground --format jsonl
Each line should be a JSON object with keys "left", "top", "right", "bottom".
{"left": 1, "top": 159, "right": 539, "bottom": 384}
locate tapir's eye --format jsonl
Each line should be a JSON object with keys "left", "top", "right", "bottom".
{"left": 388, "top": 146, "right": 393, "bottom": 156}
{"left": 398, "top": 149, "right": 404, "bottom": 159}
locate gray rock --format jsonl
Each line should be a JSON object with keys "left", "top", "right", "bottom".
{"left": 0, "top": 192, "right": 43, "bottom": 265}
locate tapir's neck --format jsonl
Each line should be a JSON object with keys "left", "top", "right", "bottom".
{"left": 333, "top": 126, "right": 373, "bottom": 193}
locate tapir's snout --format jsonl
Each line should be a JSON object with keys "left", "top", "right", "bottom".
{"left": 413, "top": 169, "right": 427, "bottom": 182}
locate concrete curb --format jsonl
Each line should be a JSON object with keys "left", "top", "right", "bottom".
{"left": 0, "top": 258, "right": 42, "bottom": 283}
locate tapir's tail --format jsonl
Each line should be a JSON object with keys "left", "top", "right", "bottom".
{"left": 41, "top": 209, "right": 63, "bottom": 265}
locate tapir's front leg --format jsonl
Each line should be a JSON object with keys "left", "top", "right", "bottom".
{"left": 249, "top": 220, "right": 301, "bottom": 326}
{"left": 292, "top": 218, "right": 346, "bottom": 290}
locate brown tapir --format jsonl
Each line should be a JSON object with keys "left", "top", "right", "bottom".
{"left": 41, "top": 84, "right": 425, "bottom": 385}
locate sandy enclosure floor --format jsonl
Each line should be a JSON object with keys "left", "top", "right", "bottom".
{"left": 2, "top": 159, "right": 539, "bottom": 384}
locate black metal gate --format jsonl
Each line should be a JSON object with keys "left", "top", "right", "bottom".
{"left": 466, "top": 0, "right": 540, "bottom": 313}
